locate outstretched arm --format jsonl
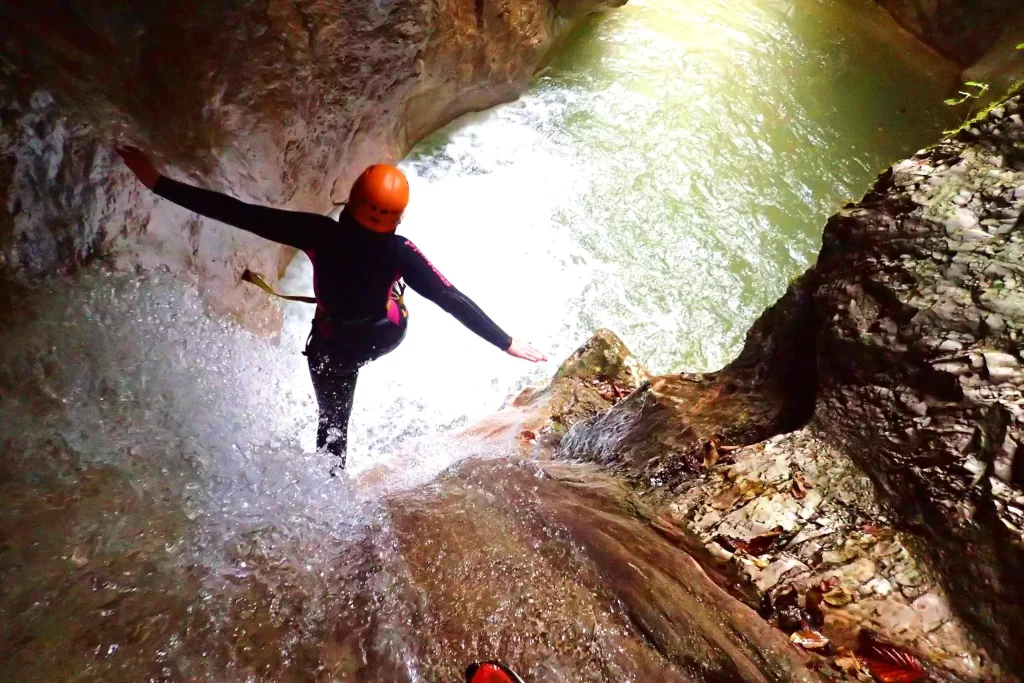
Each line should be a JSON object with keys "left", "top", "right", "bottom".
{"left": 397, "top": 239, "right": 546, "bottom": 362}
{"left": 117, "top": 147, "right": 333, "bottom": 250}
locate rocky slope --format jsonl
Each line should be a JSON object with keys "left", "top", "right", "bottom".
{"left": 539, "top": 93, "right": 1024, "bottom": 678}
{"left": 452, "top": 92, "right": 1024, "bottom": 679}
{"left": 0, "top": 0, "right": 623, "bottom": 328}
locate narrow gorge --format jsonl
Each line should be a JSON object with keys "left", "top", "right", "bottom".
{"left": 1, "top": 1, "right": 1023, "bottom": 681}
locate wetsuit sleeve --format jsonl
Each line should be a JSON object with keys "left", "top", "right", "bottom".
{"left": 397, "top": 239, "right": 512, "bottom": 351}
{"left": 153, "top": 176, "right": 334, "bottom": 250}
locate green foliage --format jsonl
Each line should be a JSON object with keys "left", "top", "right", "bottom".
{"left": 944, "top": 81, "right": 990, "bottom": 106}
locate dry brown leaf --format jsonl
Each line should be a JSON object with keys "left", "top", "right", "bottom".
{"left": 791, "top": 628, "right": 830, "bottom": 651}
{"left": 824, "top": 586, "right": 853, "bottom": 607}
{"left": 712, "top": 528, "right": 783, "bottom": 556}
{"left": 819, "top": 576, "right": 840, "bottom": 592}
{"left": 712, "top": 534, "right": 741, "bottom": 553}
{"left": 834, "top": 648, "right": 868, "bottom": 676}
{"left": 744, "top": 528, "right": 784, "bottom": 556}
{"left": 792, "top": 473, "right": 811, "bottom": 499}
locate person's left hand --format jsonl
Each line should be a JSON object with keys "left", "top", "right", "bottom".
{"left": 116, "top": 147, "right": 160, "bottom": 189}
{"left": 506, "top": 338, "right": 547, "bottom": 363}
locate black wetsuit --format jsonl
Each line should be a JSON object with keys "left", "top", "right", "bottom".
{"left": 153, "top": 177, "right": 512, "bottom": 466}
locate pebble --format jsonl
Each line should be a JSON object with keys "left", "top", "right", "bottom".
{"left": 70, "top": 547, "right": 90, "bottom": 568}
{"left": 983, "top": 351, "right": 1019, "bottom": 369}
{"left": 862, "top": 577, "right": 893, "bottom": 597}
{"left": 756, "top": 557, "right": 807, "bottom": 592}
{"left": 938, "top": 339, "right": 963, "bottom": 352}
{"left": 868, "top": 600, "right": 921, "bottom": 636}
{"left": 933, "top": 361, "right": 970, "bottom": 376}
{"left": 895, "top": 568, "right": 924, "bottom": 587}
{"left": 839, "top": 558, "right": 877, "bottom": 584}
{"left": 946, "top": 207, "right": 980, "bottom": 231}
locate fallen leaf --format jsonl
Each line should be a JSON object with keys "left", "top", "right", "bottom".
{"left": 521, "top": 430, "right": 537, "bottom": 442}
{"left": 860, "top": 524, "right": 888, "bottom": 538}
{"left": 711, "top": 528, "right": 783, "bottom": 556}
{"left": 744, "top": 528, "right": 784, "bottom": 556}
{"left": 824, "top": 586, "right": 853, "bottom": 607}
{"left": 792, "top": 473, "right": 811, "bottom": 499}
{"left": 834, "top": 648, "right": 868, "bottom": 676}
{"left": 819, "top": 576, "right": 840, "bottom": 592}
{"left": 857, "top": 633, "right": 924, "bottom": 683}
{"left": 751, "top": 556, "right": 770, "bottom": 569}
{"left": 712, "top": 534, "right": 741, "bottom": 553}
{"left": 791, "top": 628, "right": 830, "bottom": 651}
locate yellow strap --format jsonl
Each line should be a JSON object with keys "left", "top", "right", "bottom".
{"left": 241, "top": 269, "right": 317, "bottom": 304}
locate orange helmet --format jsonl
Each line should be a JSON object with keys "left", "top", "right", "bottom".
{"left": 347, "top": 164, "right": 410, "bottom": 233}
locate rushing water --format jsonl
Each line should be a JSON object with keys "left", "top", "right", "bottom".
{"left": 0, "top": 0, "right": 959, "bottom": 680}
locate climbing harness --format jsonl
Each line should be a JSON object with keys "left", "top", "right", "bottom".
{"left": 241, "top": 269, "right": 407, "bottom": 318}
{"left": 240, "top": 269, "right": 316, "bottom": 304}
{"left": 243, "top": 269, "right": 407, "bottom": 360}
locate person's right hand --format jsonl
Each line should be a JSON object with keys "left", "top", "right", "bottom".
{"left": 506, "top": 338, "right": 547, "bottom": 363}
{"left": 116, "top": 147, "right": 160, "bottom": 189}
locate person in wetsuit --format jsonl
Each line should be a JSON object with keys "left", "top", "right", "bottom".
{"left": 117, "top": 148, "right": 547, "bottom": 471}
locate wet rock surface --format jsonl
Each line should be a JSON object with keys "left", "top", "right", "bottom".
{"left": 663, "top": 431, "right": 989, "bottom": 680}
{"left": 383, "top": 457, "right": 825, "bottom": 682}
{"left": 465, "top": 328, "right": 650, "bottom": 457}
{"left": 0, "top": 0, "right": 623, "bottom": 327}
{"left": 0, "top": 307, "right": 829, "bottom": 682}
{"left": 558, "top": 93, "right": 1024, "bottom": 678}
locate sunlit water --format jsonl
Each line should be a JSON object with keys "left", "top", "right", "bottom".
{"left": 0, "top": 0, "right": 958, "bottom": 679}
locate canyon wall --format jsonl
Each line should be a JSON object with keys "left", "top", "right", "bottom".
{"left": 875, "top": 0, "right": 1024, "bottom": 66}
{"left": 0, "top": 0, "right": 623, "bottom": 329}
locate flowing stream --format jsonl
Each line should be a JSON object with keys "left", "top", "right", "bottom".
{"left": 0, "top": 0, "right": 960, "bottom": 680}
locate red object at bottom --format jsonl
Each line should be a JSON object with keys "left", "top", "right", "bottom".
{"left": 466, "top": 662, "right": 523, "bottom": 683}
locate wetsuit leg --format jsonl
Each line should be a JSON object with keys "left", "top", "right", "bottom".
{"left": 308, "top": 357, "right": 359, "bottom": 464}
{"left": 306, "top": 312, "right": 407, "bottom": 470}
